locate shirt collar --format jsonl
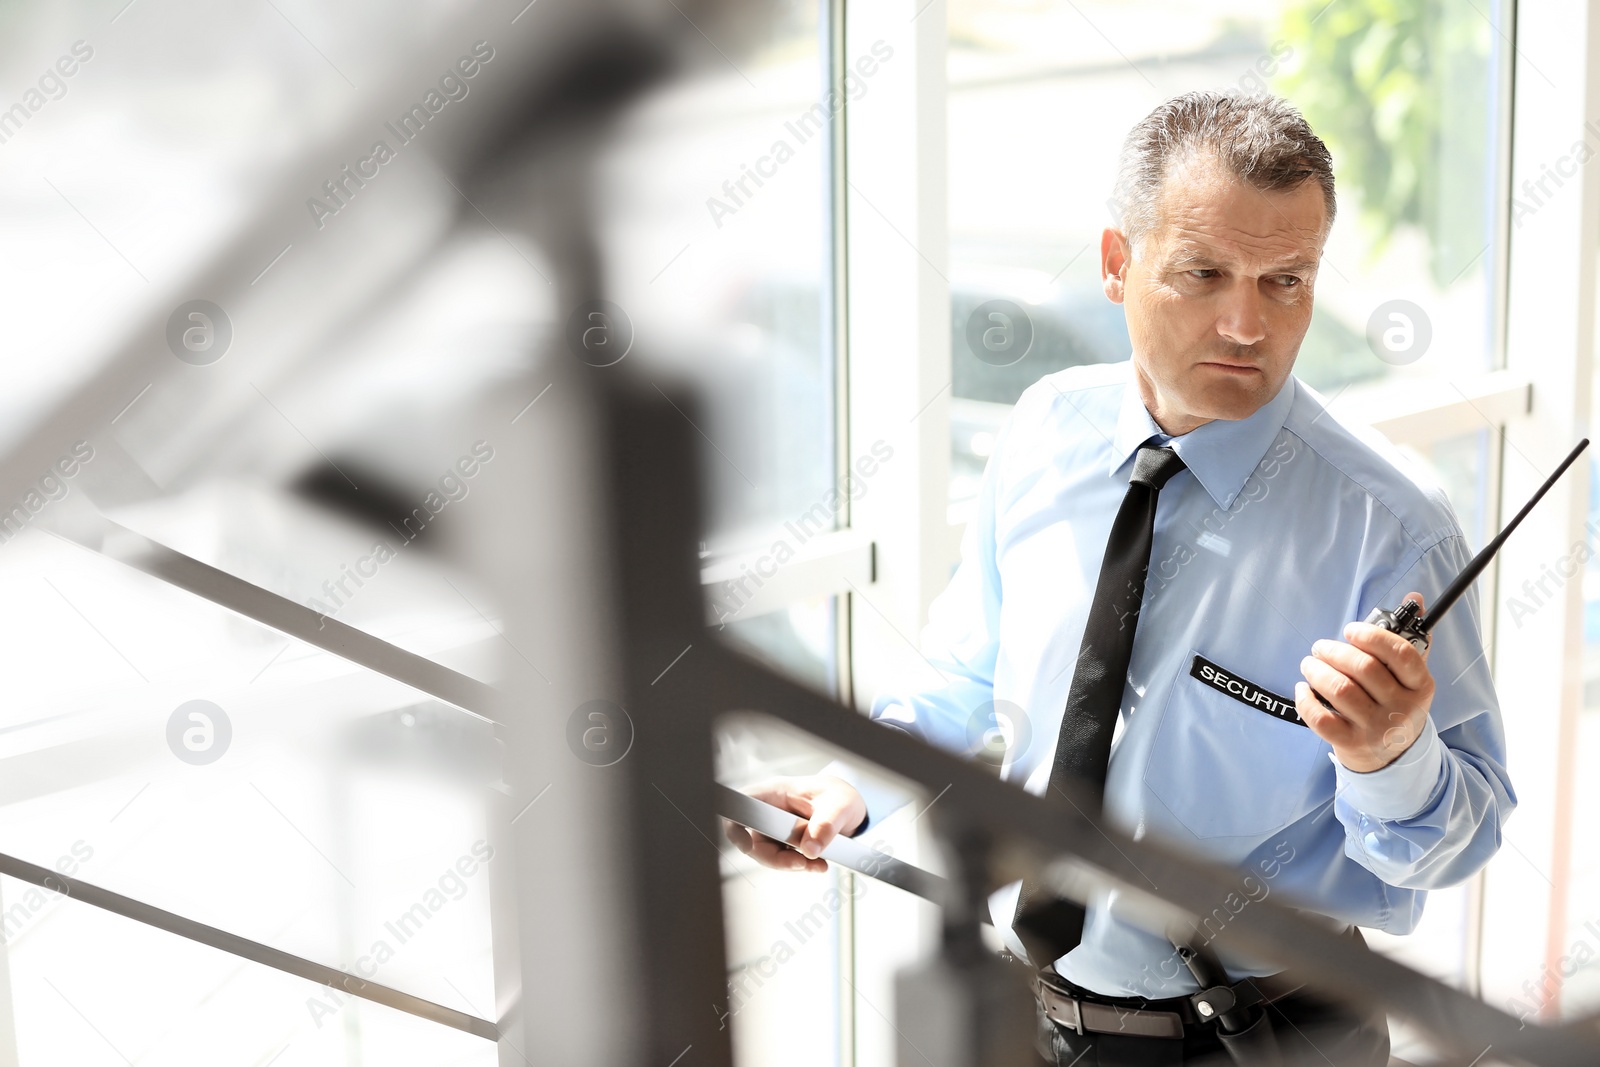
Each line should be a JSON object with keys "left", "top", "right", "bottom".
{"left": 1110, "top": 363, "right": 1296, "bottom": 510}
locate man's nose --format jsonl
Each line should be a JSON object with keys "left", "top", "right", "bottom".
{"left": 1216, "top": 280, "right": 1268, "bottom": 347}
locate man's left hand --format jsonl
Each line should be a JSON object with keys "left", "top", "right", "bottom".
{"left": 1294, "top": 592, "right": 1435, "bottom": 773}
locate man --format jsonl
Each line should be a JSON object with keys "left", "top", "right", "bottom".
{"left": 726, "top": 90, "right": 1514, "bottom": 1065}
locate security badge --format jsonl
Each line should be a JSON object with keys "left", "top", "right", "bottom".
{"left": 1189, "top": 654, "right": 1305, "bottom": 727}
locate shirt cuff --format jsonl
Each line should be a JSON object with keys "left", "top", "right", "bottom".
{"left": 819, "top": 754, "right": 913, "bottom": 837}
{"left": 1330, "top": 713, "right": 1446, "bottom": 821}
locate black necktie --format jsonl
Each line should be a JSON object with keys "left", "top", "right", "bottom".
{"left": 1011, "top": 441, "right": 1188, "bottom": 968}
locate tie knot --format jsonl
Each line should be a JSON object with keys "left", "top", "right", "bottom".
{"left": 1130, "top": 444, "right": 1186, "bottom": 490}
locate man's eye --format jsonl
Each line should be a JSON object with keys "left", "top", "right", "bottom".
{"left": 1188, "top": 269, "right": 1218, "bottom": 280}
{"left": 1275, "top": 275, "right": 1302, "bottom": 287}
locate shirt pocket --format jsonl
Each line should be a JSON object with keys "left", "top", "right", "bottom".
{"left": 1141, "top": 648, "right": 1332, "bottom": 840}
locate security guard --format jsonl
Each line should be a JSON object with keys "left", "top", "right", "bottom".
{"left": 726, "top": 90, "right": 1514, "bottom": 1066}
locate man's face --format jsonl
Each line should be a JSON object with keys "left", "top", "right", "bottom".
{"left": 1101, "top": 150, "right": 1328, "bottom": 436}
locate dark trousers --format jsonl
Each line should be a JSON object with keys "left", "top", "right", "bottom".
{"left": 1034, "top": 985, "right": 1390, "bottom": 1067}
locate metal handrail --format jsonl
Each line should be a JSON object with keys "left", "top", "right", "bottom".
{"left": 47, "top": 515, "right": 497, "bottom": 720}
{"left": 46, "top": 432, "right": 1600, "bottom": 1066}
{"left": 32, "top": 514, "right": 502, "bottom": 1039}
{"left": 0, "top": 850, "right": 496, "bottom": 1041}
{"left": 714, "top": 784, "right": 961, "bottom": 912}
{"left": 701, "top": 652, "right": 1600, "bottom": 1064}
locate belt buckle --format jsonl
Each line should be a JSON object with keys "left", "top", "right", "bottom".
{"left": 1062, "top": 996, "right": 1084, "bottom": 1036}
{"left": 1033, "top": 977, "right": 1084, "bottom": 1036}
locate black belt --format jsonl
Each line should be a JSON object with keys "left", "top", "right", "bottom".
{"left": 1005, "top": 952, "right": 1307, "bottom": 1041}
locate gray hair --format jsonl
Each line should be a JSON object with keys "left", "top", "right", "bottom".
{"left": 1112, "top": 90, "right": 1336, "bottom": 250}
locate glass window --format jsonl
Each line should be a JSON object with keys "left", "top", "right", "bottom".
{"left": 720, "top": 829, "right": 847, "bottom": 1067}
{"left": 1423, "top": 428, "right": 1493, "bottom": 554}
{"left": 604, "top": 9, "right": 853, "bottom": 1064}
{"left": 597, "top": 2, "right": 837, "bottom": 560}
{"left": 1362, "top": 429, "right": 1492, "bottom": 1008}
{"left": 947, "top": 0, "right": 1505, "bottom": 503}
{"left": 716, "top": 595, "right": 844, "bottom": 1067}
{"left": 721, "top": 596, "right": 840, "bottom": 696}
{"left": 1566, "top": 428, "right": 1600, "bottom": 1016}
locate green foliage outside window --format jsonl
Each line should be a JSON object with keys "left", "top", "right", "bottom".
{"left": 1275, "top": 0, "right": 1495, "bottom": 290}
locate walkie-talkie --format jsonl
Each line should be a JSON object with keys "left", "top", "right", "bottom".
{"left": 1313, "top": 438, "right": 1590, "bottom": 710}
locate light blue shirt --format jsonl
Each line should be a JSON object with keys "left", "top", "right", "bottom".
{"left": 837, "top": 359, "right": 1515, "bottom": 997}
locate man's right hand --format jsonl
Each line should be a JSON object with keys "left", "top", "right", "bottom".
{"left": 722, "top": 775, "right": 866, "bottom": 873}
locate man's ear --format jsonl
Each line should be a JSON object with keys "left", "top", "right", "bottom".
{"left": 1101, "top": 227, "right": 1130, "bottom": 304}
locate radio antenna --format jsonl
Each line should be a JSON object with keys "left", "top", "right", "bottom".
{"left": 1419, "top": 438, "right": 1589, "bottom": 635}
